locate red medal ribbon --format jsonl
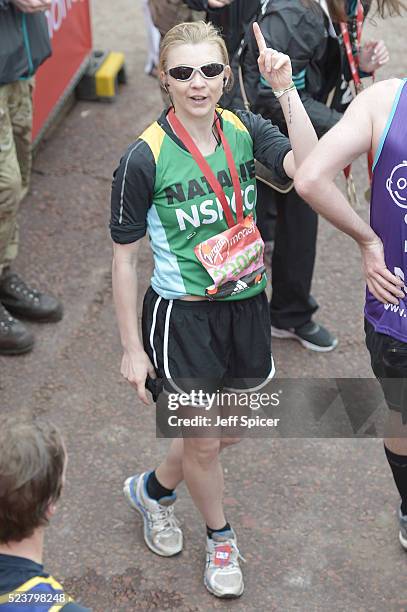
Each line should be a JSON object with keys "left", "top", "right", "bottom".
{"left": 167, "top": 108, "right": 244, "bottom": 228}
{"left": 340, "top": 0, "right": 374, "bottom": 182}
{"left": 340, "top": 0, "right": 364, "bottom": 90}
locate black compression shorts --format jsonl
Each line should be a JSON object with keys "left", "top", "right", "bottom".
{"left": 365, "top": 318, "right": 407, "bottom": 424}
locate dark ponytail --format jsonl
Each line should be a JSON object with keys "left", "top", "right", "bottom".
{"left": 324, "top": 0, "right": 405, "bottom": 22}
{"left": 374, "top": 0, "right": 406, "bottom": 16}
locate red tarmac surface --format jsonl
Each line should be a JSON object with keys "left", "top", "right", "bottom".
{"left": 1, "top": 2, "right": 406, "bottom": 610}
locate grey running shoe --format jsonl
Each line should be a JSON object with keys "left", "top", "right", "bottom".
{"left": 399, "top": 507, "right": 407, "bottom": 551}
{"left": 204, "top": 530, "right": 245, "bottom": 598}
{"left": 123, "top": 472, "right": 182, "bottom": 557}
{"left": 271, "top": 321, "right": 338, "bottom": 352}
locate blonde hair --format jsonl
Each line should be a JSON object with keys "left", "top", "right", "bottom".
{"left": 159, "top": 21, "right": 230, "bottom": 76}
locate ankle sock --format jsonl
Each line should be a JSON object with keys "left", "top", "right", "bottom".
{"left": 146, "top": 470, "right": 174, "bottom": 501}
{"left": 207, "top": 522, "right": 231, "bottom": 539}
{"left": 384, "top": 445, "right": 407, "bottom": 516}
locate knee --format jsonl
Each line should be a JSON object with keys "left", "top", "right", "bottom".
{"left": 184, "top": 438, "right": 221, "bottom": 469}
{"left": 0, "top": 171, "right": 22, "bottom": 209}
{"left": 384, "top": 437, "right": 407, "bottom": 456}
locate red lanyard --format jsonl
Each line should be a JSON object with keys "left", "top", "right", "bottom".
{"left": 340, "top": 0, "right": 364, "bottom": 92}
{"left": 340, "top": 1, "right": 374, "bottom": 182}
{"left": 167, "top": 108, "right": 243, "bottom": 228}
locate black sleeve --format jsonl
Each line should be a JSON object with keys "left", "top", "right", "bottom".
{"left": 245, "top": 10, "right": 342, "bottom": 137}
{"left": 236, "top": 110, "right": 292, "bottom": 184}
{"left": 0, "top": 0, "right": 11, "bottom": 9}
{"left": 110, "top": 139, "right": 155, "bottom": 244}
{"left": 184, "top": 0, "right": 208, "bottom": 9}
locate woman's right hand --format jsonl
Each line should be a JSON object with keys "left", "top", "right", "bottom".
{"left": 359, "top": 40, "right": 390, "bottom": 73}
{"left": 121, "top": 349, "right": 156, "bottom": 406}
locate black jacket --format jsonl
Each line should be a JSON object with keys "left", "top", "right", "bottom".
{"left": 241, "top": 0, "right": 371, "bottom": 138}
{"left": 0, "top": 0, "right": 51, "bottom": 85}
{"left": 207, "top": 0, "right": 259, "bottom": 56}
{"left": 185, "top": 0, "right": 208, "bottom": 8}
{"left": 186, "top": 0, "right": 259, "bottom": 54}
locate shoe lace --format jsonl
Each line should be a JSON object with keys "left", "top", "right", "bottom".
{"left": 147, "top": 504, "right": 180, "bottom": 533}
{"left": 208, "top": 538, "right": 246, "bottom": 568}
{"left": 0, "top": 303, "right": 15, "bottom": 330}
{"left": 7, "top": 274, "right": 39, "bottom": 302}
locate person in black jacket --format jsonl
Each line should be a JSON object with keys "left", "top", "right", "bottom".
{"left": 0, "top": 0, "right": 63, "bottom": 357}
{"left": 186, "top": 0, "right": 263, "bottom": 56}
{"left": 241, "top": 0, "right": 398, "bottom": 351}
{"left": 207, "top": 0, "right": 259, "bottom": 56}
{"left": 148, "top": 1, "right": 253, "bottom": 70}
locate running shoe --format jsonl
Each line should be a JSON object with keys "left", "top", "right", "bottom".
{"left": 204, "top": 529, "right": 245, "bottom": 598}
{"left": 399, "top": 506, "right": 407, "bottom": 551}
{"left": 123, "top": 472, "right": 182, "bottom": 557}
{"left": 271, "top": 320, "right": 338, "bottom": 352}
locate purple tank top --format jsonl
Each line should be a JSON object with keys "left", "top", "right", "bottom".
{"left": 365, "top": 79, "right": 407, "bottom": 342}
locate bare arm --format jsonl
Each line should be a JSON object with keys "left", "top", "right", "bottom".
{"left": 112, "top": 241, "right": 156, "bottom": 405}
{"left": 253, "top": 22, "right": 318, "bottom": 179}
{"left": 294, "top": 88, "right": 404, "bottom": 305}
{"left": 279, "top": 88, "right": 318, "bottom": 178}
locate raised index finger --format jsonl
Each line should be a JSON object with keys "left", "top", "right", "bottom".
{"left": 253, "top": 22, "right": 267, "bottom": 53}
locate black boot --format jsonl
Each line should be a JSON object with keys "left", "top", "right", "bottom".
{"left": 0, "top": 303, "right": 34, "bottom": 355}
{"left": 0, "top": 271, "right": 63, "bottom": 322}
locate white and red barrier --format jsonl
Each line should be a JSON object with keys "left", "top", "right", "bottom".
{"left": 32, "top": 0, "right": 93, "bottom": 142}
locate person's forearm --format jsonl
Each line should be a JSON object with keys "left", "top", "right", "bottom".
{"left": 296, "top": 174, "right": 378, "bottom": 246}
{"left": 256, "top": 88, "right": 343, "bottom": 138}
{"left": 278, "top": 88, "right": 318, "bottom": 167}
{"left": 112, "top": 257, "right": 143, "bottom": 352}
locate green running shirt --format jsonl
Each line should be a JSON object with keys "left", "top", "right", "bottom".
{"left": 110, "top": 108, "right": 291, "bottom": 300}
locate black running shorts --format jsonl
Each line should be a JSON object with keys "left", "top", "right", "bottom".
{"left": 365, "top": 318, "right": 407, "bottom": 423}
{"left": 142, "top": 287, "right": 274, "bottom": 399}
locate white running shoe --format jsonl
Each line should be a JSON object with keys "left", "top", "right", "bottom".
{"left": 123, "top": 471, "right": 183, "bottom": 557}
{"left": 204, "top": 529, "right": 245, "bottom": 598}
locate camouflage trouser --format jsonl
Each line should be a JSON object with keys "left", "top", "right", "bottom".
{"left": 0, "top": 80, "right": 33, "bottom": 276}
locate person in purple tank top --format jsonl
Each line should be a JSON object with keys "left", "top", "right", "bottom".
{"left": 295, "top": 76, "right": 407, "bottom": 551}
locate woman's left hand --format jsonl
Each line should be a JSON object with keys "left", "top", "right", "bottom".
{"left": 359, "top": 40, "right": 390, "bottom": 73}
{"left": 253, "top": 22, "right": 292, "bottom": 91}
{"left": 360, "top": 238, "right": 405, "bottom": 305}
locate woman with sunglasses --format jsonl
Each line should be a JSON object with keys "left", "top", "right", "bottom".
{"left": 110, "top": 20, "right": 317, "bottom": 598}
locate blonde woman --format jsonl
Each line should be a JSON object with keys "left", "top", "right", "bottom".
{"left": 110, "top": 21, "right": 317, "bottom": 597}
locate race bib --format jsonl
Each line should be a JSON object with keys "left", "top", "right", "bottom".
{"left": 194, "top": 214, "right": 265, "bottom": 299}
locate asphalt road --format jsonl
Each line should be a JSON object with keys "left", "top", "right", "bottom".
{"left": 1, "top": 2, "right": 407, "bottom": 610}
